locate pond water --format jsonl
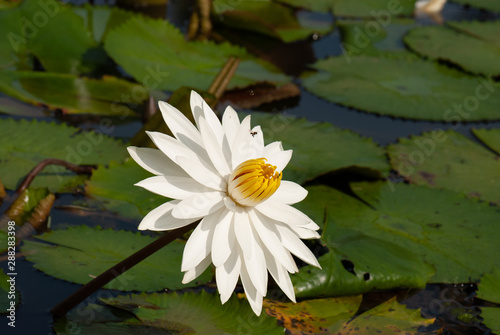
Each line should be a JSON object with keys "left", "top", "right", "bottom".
{"left": 1, "top": 0, "right": 499, "bottom": 334}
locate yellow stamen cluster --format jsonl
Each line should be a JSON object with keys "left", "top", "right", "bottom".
{"left": 228, "top": 158, "right": 282, "bottom": 207}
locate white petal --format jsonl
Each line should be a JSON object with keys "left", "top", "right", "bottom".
{"left": 158, "top": 100, "right": 204, "bottom": 149}
{"left": 242, "top": 226, "right": 268, "bottom": 296}
{"left": 146, "top": 131, "right": 198, "bottom": 163}
{"left": 263, "top": 141, "right": 283, "bottom": 157}
{"left": 198, "top": 116, "right": 231, "bottom": 177}
{"left": 275, "top": 224, "right": 321, "bottom": 268}
{"left": 267, "top": 149, "right": 292, "bottom": 172}
{"left": 211, "top": 210, "right": 235, "bottom": 267}
{"left": 182, "top": 254, "right": 212, "bottom": 284}
{"left": 190, "top": 91, "right": 224, "bottom": 145}
{"left": 240, "top": 258, "right": 263, "bottom": 316}
{"left": 248, "top": 210, "right": 298, "bottom": 273}
{"left": 222, "top": 105, "right": 240, "bottom": 144}
{"left": 265, "top": 250, "right": 296, "bottom": 303}
{"left": 172, "top": 191, "right": 224, "bottom": 219}
{"left": 250, "top": 125, "right": 264, "bottom": 150}
{"left": 234, "top": 210, "right": 253, "bottom": 259}
{"left": 127, "top": 147, "right": 186, "bottom": 177}
{"left": 291, "top": 226, "right": 321, "bottom": 239}
{"left": 138, "top": 200, "right": 199, "bottom": 231}
{"left": 255, "top": 200, "right": 311, "bottom": 226}
{"left": 269, "top": 181, "right": 308, "bottom": 205}
{"left": 181, "top": 209, "right": 221, "bottom": 271}
{"left": 216, "top": 251, "right": 241, "bottom": 304}
{"left": 176, "top": 156, "right": 226, "bottom": 191}
{"left": 135, "top": 175, "right": 209, "bottom": 200}
{"left": 231, "top": 115, "right": 261, "bottom": 168}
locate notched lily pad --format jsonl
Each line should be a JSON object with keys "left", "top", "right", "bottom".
{"left": 472, "top": 128, "right": 500, "bottom": 155}
{"left": 388, "top": 130, "right": 500, "bottom": 205}
{"left": 22, "top": 225, "right": 211, "bottom": 291}
{"left": 477, "top": 269, "right": 500, "bottom": 334}
{"left": 0, "top": 118, "right": 128, "bottom": 193}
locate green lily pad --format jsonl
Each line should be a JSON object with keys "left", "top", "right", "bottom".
{"left": 86, "top": 159, "right": 166, "bottom": 220}
{"left": 339, "top": 19, "right": 417, "bottom": 58}
{"left": 450, "top": 0, "right": 500, "bottom": 12}
{"left": 54, "top": 291, "right": 285, "bottom": 334}
{"left": 404, "top": 24, "right": 500, "bottom": 77}
{"left": 212, "top": 0, "right": 333, "bottom": 43}
{"left": 472, "top": 128, "right": 500, "bottom": 155}
{"left": 0, "top": 0, "right": 105, "bottom": 74}
{"left": 275, "top": 0, "right": 417, "bottom": 17}
{"left": 477, "top": 269, "right": 500, "bottom": 334}
{"left": 0, "top": 118, "right": 127, "bottom": 192}
{"left": 388, "top": 130, "right": 500, "bottom": 205}
{"left": 0, "top": 70, "right": 146, "bottom": 115}
{"left": 447, "top": 20, "right": 500, "bottom": 45}
{"left": 103, "top": 16, "right": 290, "bottom": 91}
{"left": 0, "top": 269, "right": 19, "bottom": 313}
{"left": 293, "top": 182, "right": 500, "bottom": 297}
{"left": 249, "top": 112, "right": 390, "bottom": 183}
{"left": 302, "top": 55, "right": 500, "bottom": 120}
{"left": 22, "top": 225, "right": 211, "bottom": 291}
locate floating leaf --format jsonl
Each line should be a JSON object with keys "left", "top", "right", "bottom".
{"left": 388, "top": 130, "right": 500, "bottom": 205}
{"left": 0, "top": 118, "right": 127, "bottom": 192}
{"left": 86, "top": 159, "right": 165, "bottom": 220}
{"left": 54, "top": 291, "right": 285, "bottom": 334}
{"left": 263, "top": 296, "right": 363, "bottom": 333}
{"left": 293, "top": 182, "right": 500, "bottom": 297}
{"left": 450, "top": 0, "right": 500, "bottom": 12}
{"left": 447, "top": 20, "right": 500, "bottom": 45}
{"left": 477, "top": 269, "right": 500, "bottom": 334}
{"left": 104, "top": 16, "right": 290, "bottom": 91}
{"left": 472, "top": 128, "right": 500, "bottom": 155}
{"left": 302, "top": 55, "right": 500, "bottom": 120}
{"left": 22, "top": 225, "right": 211, "bottom": 291}
{"left": 248, "top": 112, "right": 390, "bottom": 183}
{"left": 212, "top": 0, "right": 333, "bottom": 42}
{"left": 276, "top": 0, "right": 417, "bottom": 17}
{"left": 0, "top": 269, "right": 19, "bottom": 312}
{"left": 0, "top": 71, "right": 146, "bottom": 115}
{"left": 404, "top": 24, "right": 500, "bottom": 77}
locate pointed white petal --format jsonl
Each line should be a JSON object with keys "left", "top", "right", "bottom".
{"left": 265, "top": 250, "right": 296, "bottom": 303}
{"left": 135, "top": 175, "right": 209, "bottom": 200}
{"left": 263, "top": 141, "right": 283, "bottom": 157}
{"left": 190, "top": 91, "right": 224, "bottom": 144}
{"left": 138, "top": 200, "right": 199, "bottom": 231}
{"left": 250, "top": 125, "right": 264, "bottom": 151}
{"left": 231, "top": 115, "right": 261, "bottom": 168}
{"left": 176, "top": 156, "right": 226, "bottom": 191}
{"left": 182, "top": 254, "right": 212, "bottom": 284}
{"left": 198, "top": 116, "right": 231, "bottom": 177}
{"left": 267, "top": 149, "right": 292, "bottom": 172}
{"left": 127, "top": 147, "right": 186, "bottom": 177}
{"left": 291, "top": 226, "right": 321, "bottom": 239}
{"left": 158, "top": 101, "right": 203, "bottom": 146}
{"left": 255, "top": 200, "right": 311, "bottom": 226}
{"left": 212, "top": 210, "right": 235, "bottom": 267}
{"left": 275, "top": 224, "right": 321, "bottom": 268}
{"left": 242, "top": 226, "right": 268, "bottom": 296}
{"left": 181, "top": 209, "right": 222, "bottom": 271}
{"left": 146, "top": 131, "right": 198, "bottom": 162}
{"left": 172, "top": 191, "right": 224, "bottom": 219}
{"left": 216, "top": 251, "right": 241, "bottom": 304}
{"left": 222, "top": 105, "right": 240, "bottom": 144}
{"left": 249, "top": 210, "right": 297, "bottom": 273}
{"left": 269, "top": 181, "right": 308, "bottom": 205}
{"left": 240, "top": 260, "right": 263, "bottom": 316}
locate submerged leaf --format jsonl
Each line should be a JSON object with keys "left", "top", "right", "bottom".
{"left": 0, "top": 269, "right": 19, "bottom": 312}
{"left": 293, "top": 182, "right": 500, "bottom": 297}
{"left": 55, "top": 291, "right": 285, "bottom": 334}
{"left": 0, "top": 118, "right": 127, "bottom": 192}
{"left": 103, "top": 16, "right": 290, "bottom": 92}
{"left": 302, "top": 55, "right": 500, "bottom": 120}
{"left": 22, "top": 226, "right": 211, "bottom": 291}
{"left": 388, "top": 130, "right": 500, "bottom": 205}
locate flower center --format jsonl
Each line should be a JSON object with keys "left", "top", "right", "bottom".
{"left": 228, "top": 158, "right": 282, "bottom": 207}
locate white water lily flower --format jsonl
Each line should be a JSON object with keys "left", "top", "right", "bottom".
{"left": 128, "top": 91, "right": 321, "bottom": 315}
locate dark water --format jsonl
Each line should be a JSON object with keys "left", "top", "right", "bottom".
{"left": 0, "top": 1, "right": 499, "bottom": 334}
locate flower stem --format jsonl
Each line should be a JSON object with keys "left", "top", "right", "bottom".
{"left": 51, "top": 221, "right": 199, "bottom": 317}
